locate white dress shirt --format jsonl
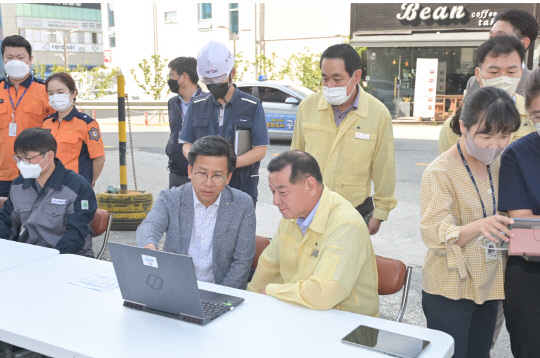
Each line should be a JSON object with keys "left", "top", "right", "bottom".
{"left": 188, "top": 189, "right": 221, "bottom": 283}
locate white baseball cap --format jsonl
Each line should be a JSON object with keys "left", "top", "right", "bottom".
{"left": 197, "top": 40, "right": 235, "bottom": 84}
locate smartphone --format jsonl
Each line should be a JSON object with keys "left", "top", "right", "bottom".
{"left": 342, "top": 325, "right": 430, "bottom": 358}
{"left": 508, "top": 218, "right": 540, "bottom": 230}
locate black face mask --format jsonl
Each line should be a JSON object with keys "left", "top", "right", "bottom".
{"left": 168, "top": 77, "right": 180, "bottom": 94}
{"left": 207, "top": 77, "right": 231, "bottom": 100}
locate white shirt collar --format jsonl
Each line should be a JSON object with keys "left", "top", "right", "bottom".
{"left": 192, "top": 188, "right": 221, "bottom": 209}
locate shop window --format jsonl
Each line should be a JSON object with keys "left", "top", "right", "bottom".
{"left": 84, "top": 32, "right": 92, "bottom": 44}
{"left": 109, "top": 36, "right": 116, "bottom": 48}
{"left": 92, "top": 33, "right": 98, "bottom": 44}
{"left": 364, "top": 46, "right": 477, "bottom": 117}
{"left": 165, "top": 11, "right": 178, "bottom": 24}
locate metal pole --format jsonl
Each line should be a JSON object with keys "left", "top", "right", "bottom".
{"left": 64, "top": 37, "right": 68, "bottom": 69}
{"left": 153, "top": 4, "right": 158, "bottom": 56}
{"left": 233, "top": 33, "right": 237, "bottom": 59}
{"left": 396, "top": 56, "right": 401, "bottom": 118}
{"left": 117, "top": 75, "right": 127, "bottom": 194}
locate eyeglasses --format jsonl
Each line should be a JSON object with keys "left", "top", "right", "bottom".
{"left": 193, "top": 172, "right": 227, "bottom": 185}
{"left": 12, "top": 153, "right": 45, "bottom": 164}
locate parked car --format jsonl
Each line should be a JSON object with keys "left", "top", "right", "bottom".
{"left": 237, "top": 80, "right": 314, "bottom": 140}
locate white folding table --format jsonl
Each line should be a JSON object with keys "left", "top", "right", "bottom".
{"left": 0, "top": 239, "right": 59, "bottom": 272}
{"left": 0, "top": 254, "right": 454, "bottom": 358}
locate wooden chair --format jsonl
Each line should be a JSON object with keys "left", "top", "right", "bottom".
{"left": 252, "top": 235, "right": 270, "bottom": 269}
{"left": 91, "top": 208, "right": 113, "bottom": 260}
{"left": 376, "top": 255, "right": 413, "bottom": 322}
{"left": 248, "top": 236, "right": 270, "bottom": 282}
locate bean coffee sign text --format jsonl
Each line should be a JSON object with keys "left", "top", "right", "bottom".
{"left": 397, "top": 3, "right": 498, "bottom": 27}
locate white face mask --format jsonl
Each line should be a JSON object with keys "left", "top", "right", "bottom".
{"left": 49, "top": 93, "right": 73, "bottom": 112}
{"left": 480, "top": 75, "right": 520, "bottom": 97}
{"left": 4, "top": 59, "right": 30, "bottom": 80}
{"left": 534, "top": 121, "right": 540, "bottom": 136}
{"left": 17, "top": 153, "right": 49, "bottom": 179}
{"left": 323, "top": 76, "right": 355, "bottom": 105}
{"left": 464, "top": 131, "right": 505, "bottom": 165}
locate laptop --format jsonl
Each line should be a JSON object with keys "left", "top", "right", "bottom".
{"left": 108, "top": 242, "right": 244, "bottom": 325}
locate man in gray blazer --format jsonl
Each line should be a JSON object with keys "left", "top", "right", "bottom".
{"left": 136, "top": 135, "right": 256, "bottom": 289}
{"left": 464, "top": 9, "right": 538, "bottom": 100}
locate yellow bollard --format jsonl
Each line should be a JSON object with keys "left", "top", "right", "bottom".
{"left": 117, "top": 75, "right": 127, "bottom": 194}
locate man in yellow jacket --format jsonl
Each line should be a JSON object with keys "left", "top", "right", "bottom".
{"left": 248, "top": 150, "right": 379, "bottom": 317}
{"left": 291, "top": 44, "right": 396, "bottom": 235}
{"left": 438, "top": 35, "right": 533, "bottom": 154}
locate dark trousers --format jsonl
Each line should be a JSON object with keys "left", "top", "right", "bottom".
{"left": 168, "top": 172, "right": 190, "bottom": 189}
{"left": 422, "top": 291, "right": 498, "bottom": 358}
{"left": 0, "top": 180, "right": 11, "bottom": 198}
{"left": 504, "top": 256, "right": 540, "bottom": 358}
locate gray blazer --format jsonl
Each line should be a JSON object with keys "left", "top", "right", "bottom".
{"left": 136, "top": 183, "right": 256, "bottom": 289}
{"left": 463, "top": 66, "right": 531, "bottom": 100}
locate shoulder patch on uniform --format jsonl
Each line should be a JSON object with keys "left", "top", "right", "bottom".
{"left": 240, "top": 97, "right": 257, "bottom": 105}
{"left": 75, "top": 112, "right": 94, "bottom": 124}
{"left": 88, "top": 127, "right": 101, "bottom": 141}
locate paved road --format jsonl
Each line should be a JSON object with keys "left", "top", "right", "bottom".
{"left": 91, "top": 124, "right": 511, "bottom": 357}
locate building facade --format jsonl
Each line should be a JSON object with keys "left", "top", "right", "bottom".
{"left": 102, "top": 2, "right": 349, "bottom": 98}
{"left": 0, "top": 3, "right": 104, "bottom": 76}
{"left": 350, "top": 3, "right": 540, "bottom": 117}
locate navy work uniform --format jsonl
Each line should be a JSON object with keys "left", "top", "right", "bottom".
{"left": 179, "top": 85, "right": 269, "bottom": 202}
{"left": 166, "top": 86, "right": 203, "bottom": 188}
{"left": 0, "top": 158, "right": 97, "bottom": 257}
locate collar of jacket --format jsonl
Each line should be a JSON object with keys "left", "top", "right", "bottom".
{"left": 300, "top": 186, "right": 331, "bottom": 234}
{"left": 22, "top": 158, "right": 65, "bottom": 191}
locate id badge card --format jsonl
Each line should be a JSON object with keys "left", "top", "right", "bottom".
{"left": 484, "top": 239, "right": 498, "bottom": 262}
{"left": 8, "top": 122, "right": 17, "bottom": 137}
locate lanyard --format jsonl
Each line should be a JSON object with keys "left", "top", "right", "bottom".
{"left": 457, "top": 141, "right": 496, "bottom": 218}
{"left": 7, "top": 76, "right": 33, "bottom": 122}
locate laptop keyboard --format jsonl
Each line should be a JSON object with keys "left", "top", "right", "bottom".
{"left": 202, "top": 301, "right": 229, "bottom": 317}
